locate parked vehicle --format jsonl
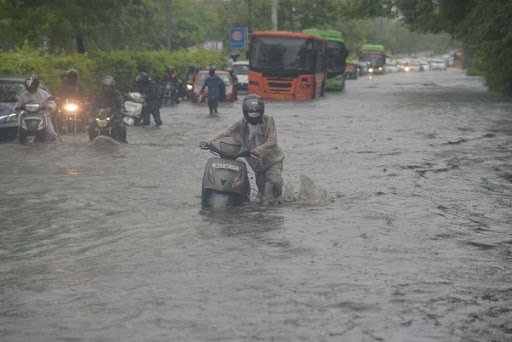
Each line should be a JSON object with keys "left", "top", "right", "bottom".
{"left": 123, "top": 92, "right": 144, "bottom": 125}
{"left": 248, "top": 31, "right": 327, "bottom": 100}
{"left": 303, "top": 29, "right": 348, "bottom": 91}
{"left": 0, "top": 76, "right": 47, "bottom": 141}
{"left": 359, "top": 44, "right": 386, "bottom": 75}
{"left": 430, "top": 58, "right": 448, "bottom": 71}
{"left": 190, "top": 70, "right": 237, "bottom": 103}
{"left": 344, "top": 62, "right": 358, "bottom": 80}
{"left": 231, "top": 61, "right": 249, "bottom": 92}
{"left": 200, "top": 137, "right": 251, "bottom": 208}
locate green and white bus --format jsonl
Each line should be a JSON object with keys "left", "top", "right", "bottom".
{"left": 303, "top": 29, "right": 348, "bottom": 91}
{"left": 359, "top": 44, "right": 386, "bottom": 74}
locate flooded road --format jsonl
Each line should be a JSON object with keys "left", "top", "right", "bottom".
{"left": 1, "top": 69, "right": 511, "bottom": 341}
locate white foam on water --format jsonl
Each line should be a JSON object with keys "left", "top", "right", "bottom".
{"left": 281, "top": 175, "right": 332, "bottom": 206}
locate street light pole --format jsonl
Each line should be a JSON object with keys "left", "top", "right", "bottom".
{"left": 271, "top": 0, "right": 278, "bottom": 31}
{"left": 247, "top": 0, "right": 252, "bottom": 33}
{"left": 166, "top": 0, "right": 172, "bottom": 51}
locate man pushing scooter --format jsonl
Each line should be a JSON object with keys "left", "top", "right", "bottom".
{"left": 199, "top": 95, "right": 285, "bottom": 204}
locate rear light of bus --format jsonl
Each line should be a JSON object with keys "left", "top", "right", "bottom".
{"left": 299, "top": 83, "right": 310, "bottom": 89}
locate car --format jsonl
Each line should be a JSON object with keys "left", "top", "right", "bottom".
{"left": 231, "top": 61, "right": 249, "bottom": 91}
{"left": 0, "top": 76, "right": 49, "bottom": 142}
{"left": 430, "top": 58, "right": 448, "bottom": 71}
{"left": 385, "top": 60, "right": 399, "bottom": 73}
{"left": 190, "top": 70, "right": 237, "bottom": 103}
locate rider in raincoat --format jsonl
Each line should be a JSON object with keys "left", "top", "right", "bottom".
{"left": 200, "top": 94, "right": 285, "bottom": 204}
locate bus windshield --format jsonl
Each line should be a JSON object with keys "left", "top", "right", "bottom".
{"left": 359, "top": 52, "right": 385, "bottom": 67}
{"left": 250, "top": 36, "right": 314, "bottom": 72}
{"left": 326, "top": 41, "right": 348, "bottom": 74}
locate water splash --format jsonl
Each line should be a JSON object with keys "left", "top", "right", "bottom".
{"left": 282, "top": 175, "right": 333, "bottom": 206}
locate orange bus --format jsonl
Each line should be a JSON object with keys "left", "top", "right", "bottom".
{"left": 248, "top": 31, "right": 326, "bottom": 100}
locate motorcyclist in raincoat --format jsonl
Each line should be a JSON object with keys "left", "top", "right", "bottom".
{"left": 199, "top": 94, "right": 285, "bottom": 204}
{"left": 15, "top": 74, "right": 58, "bottom": 141}
{"left": 89, "top": 75, "right": 127, "bottom": 143}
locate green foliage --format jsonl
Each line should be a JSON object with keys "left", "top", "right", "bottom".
{"left": 0, "top": 47, "right": 225, "bottom": 94}
{"left": 392, "top": 0, "right": 512, "bottom": 94}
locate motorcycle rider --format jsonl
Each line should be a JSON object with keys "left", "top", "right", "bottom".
{"left": 133, "top": 72, "right": 163, "bottom": 126}
{"left": 56, "top": 68, "right": 87, "bottom": 132}
{"left": 15, "top": 74, "right": 58, "bottom": 141}
{"left": 89, "top": 75, "right": 127, "bottom": 143}
{"left": 161, "top": 66, "right": 182, "bottom": 103}
{"left": 200, "top": 68, "right": 224, "bottom": 115}
{"left": 57, "top": 69, "right": 86, "bottom": 100}
{"left": 199, "top": 95, "right": 285, "bottom": 204}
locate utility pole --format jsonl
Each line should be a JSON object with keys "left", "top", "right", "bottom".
{"left": 271, "top": 0, "right": 278, "bottom": 31}
{"left": 166, "top": 0, "right": 172, "bottom": 51}
{"left": 247, "top": 0, "right": 252, "bottom": 33}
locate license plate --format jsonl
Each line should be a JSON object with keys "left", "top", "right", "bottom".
{"left": 212, "top": 163, "right": 240, "bottom": 171}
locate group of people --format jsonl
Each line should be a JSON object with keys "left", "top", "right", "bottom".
{"left": 14, "top": 67, "right": 284, "bottom": 204}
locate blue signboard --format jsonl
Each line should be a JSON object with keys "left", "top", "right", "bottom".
{"left": 228, "top": 27, "right": 248, "bottom": 49}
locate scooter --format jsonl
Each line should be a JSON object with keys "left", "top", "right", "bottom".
{"left": 201, "top": 137, "right": 251, "bottom": 208}
{"left": 17, "top": 101, "right": 52, "bottom": 144}
{"left": 123, "top": 92, "right": 144, "bottom": 126}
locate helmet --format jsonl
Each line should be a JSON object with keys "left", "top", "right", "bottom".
{"left": 101, "top": 75, "right": 116, "bottom": 87}
{"left": 65, "top": 68, "right": 79, "bottom": 83}
{"left": 208, "top": 68, "right": 215, "bottom": 77}
{"left": 242, "top": 94, "right": 264, "bottom": 125}
{"left": 24, "top": 74, "right": 40, "bottom": 93}
{"left": 135, "top": 72, "right": 150, "bottom": 84}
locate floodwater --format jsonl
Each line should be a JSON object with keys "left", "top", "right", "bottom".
{"left": 1, "top": 70, "right": 511, "bottom": 341}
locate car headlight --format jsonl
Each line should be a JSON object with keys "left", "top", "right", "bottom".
{"left": 64, "top": 103, "right": 78, "bottom": 112}
{"left": 404, "top": 66, "right": 410, "bottom": 72}
{"left": 368, "top": 68, "right": 374, "bottom": 73}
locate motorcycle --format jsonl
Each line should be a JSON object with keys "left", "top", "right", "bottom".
{"left": 89, "top": 107, "right": 119, "bottom": 142}
{"left": 123, "top": 92, "right": 144, "bottom": 126}
{"left": 201, "top": 137, "right": 251, "bottom": 208}
{"left": 17, "top": 100, "right": 55, "bottom": 144}
{"left": 162, "top": 80, "right": 180, "bottom": 106}
{"left": 58, "top": 98, "right": 87, "bottom": 134}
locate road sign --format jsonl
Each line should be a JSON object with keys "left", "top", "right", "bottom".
{"left": 228, "top": 27, "right": 248, "bottom": 49}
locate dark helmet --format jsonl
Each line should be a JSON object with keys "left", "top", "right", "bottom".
{"left": 242, "top": 94, "right": 265, "bottom": 124}
{"left": 135, "top": 72, "right": 150, "bottom": 84}
{"left": 24, "top": 74, "right": 40, "bottom": 93}
{"left": 65, "top": 68, "right": 79, "bottom": 83}
{"left": 208, "top": 68, "right": 215, "bottom": 77}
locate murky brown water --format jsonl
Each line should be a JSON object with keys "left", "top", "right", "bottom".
{"left": 1, "top": 69, "right": 511, "bottom": 341}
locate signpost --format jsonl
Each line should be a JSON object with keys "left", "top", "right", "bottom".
{"left": 228, "top": 27, "right": 248, "bottom": 50}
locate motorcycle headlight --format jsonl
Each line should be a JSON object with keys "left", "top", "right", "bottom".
{"left": 404, "top": 66, "right": 410, "bottom": 72}
{"left": 378, "top": 67, "right": 383, "bottom": 71}
{"left": 64, "top": 103, "right": 79, "bottom": 112}
{"left": 368, "top": 68, "right": 374, "bottom": 73}
{"left": 187, "top": 84, "right": 193, "bottom": 91}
